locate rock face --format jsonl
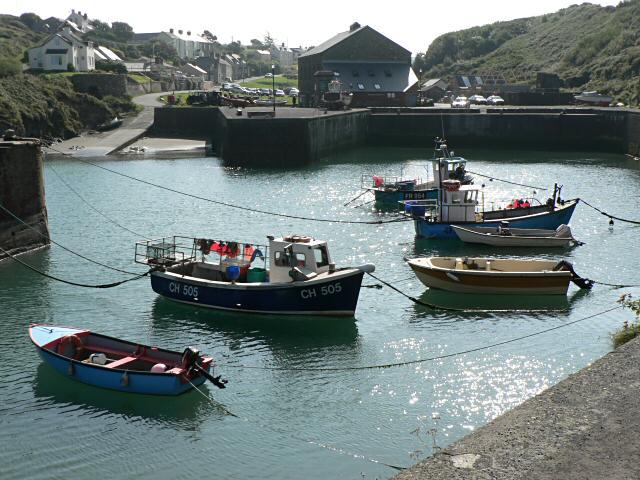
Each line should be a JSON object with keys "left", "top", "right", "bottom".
{"left": 0, "top": 139, "right": 49, "bottom": 260}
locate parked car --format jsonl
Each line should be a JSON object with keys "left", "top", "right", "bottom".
{"left": 264, "top": 73, "right": 273, "bottom": 78}
{"left": 487, "top": 95, "right": 505, "bottom": 105}
{"left": 451, "top": 96, "right": 469, "bottom": 108}
{"left": 469, "top": 95, "right": 488, "bottom": 105}
{"left": 289, "top": 87, "right": 299, "bottom": 96}
{"left": 275, "top": 89, "right": 285, "bottom": 97}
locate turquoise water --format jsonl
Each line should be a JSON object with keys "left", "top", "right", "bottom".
{"left": 1, "top": 147, "right": 639, "bottom": 479}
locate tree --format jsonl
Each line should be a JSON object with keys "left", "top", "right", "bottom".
{"left": 263, "top": 32, "right": 275, "bottom": 49}
{"left": 19, "top": 12, "right": 44, "bottom": 32}
{"left": 203, "top": 30, "right": 217, "bottom": 42}
{"left": 250, "top": 38, "right": 265, "bottom": 49}
{"left": 91, "top": 19, "right": 111, "bottom": 33}
{"left": 223, "top": 41, "right": 243, "bottom": 55}
{"left": 112, "top": 22, "right": 134, "bottom": 42}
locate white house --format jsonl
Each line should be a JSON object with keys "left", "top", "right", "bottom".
{"left": 132, "top": 29, "right": 215, "bottom": 59}
{"left": 66, "top": 9, "right": 92, "bottom": 33}
{"left": 28, "top": 26, "right": 95, "bottom": 71}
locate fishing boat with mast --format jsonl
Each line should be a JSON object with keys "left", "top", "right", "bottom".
{"left": 135, "top": 234, "right": 375, "bottom": 316}
{"left": 362, "top": 138, "right": 472, "bottom": 207}
{"left": 403, "top": 182, "right": 578, "bottom": 239}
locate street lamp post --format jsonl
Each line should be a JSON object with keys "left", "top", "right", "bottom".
{"left": 271, "top": 64, "right": 276, "bottom": 115}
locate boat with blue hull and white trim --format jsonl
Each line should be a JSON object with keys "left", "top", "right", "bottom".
{"left": 29, "top": 324, "right": 227, "bottom": 395}
{"left": 403, "top": 183, "right": 578, "bottom": 239}
{"left": 136, "top": 234, "right": 375, "bottom": 317}
{"left": 363, "top": 138, "right": 472, "bottom": 207}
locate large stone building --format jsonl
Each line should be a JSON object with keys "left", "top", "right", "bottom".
{"left": 298, "top": 23, "right": 418, "bottom": 107}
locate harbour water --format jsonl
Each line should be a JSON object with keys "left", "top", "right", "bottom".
{"left": 1, "top": 147, "right": 639, "bottom": 479}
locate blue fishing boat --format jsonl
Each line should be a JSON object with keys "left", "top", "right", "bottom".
{"left": 363, "top": 138, "right": 473, "bottom": 207}
{"left": 404, "top": 183, "right": 578, "bottom": 239}
{"left": 30, "top": 324, "right": 227, "bottom": 395}
{"left": 135, "top": 234, "right": 375, "bottom": 317}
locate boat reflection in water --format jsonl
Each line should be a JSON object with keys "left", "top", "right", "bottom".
{"left": 32, "top": 363, "right": 218, "bottom": 428}
{"left": 410, "top": 287, "right": 592, "bottom": 314}
{"left": 151, "top": 297, "right": 360, "bottom": 353}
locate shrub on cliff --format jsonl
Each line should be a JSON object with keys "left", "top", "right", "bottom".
{"left": 0, "top": 74, "right": 114, "bottom": 138}
{"left": 0, "top": 58, "right": 21, "bottom": 77}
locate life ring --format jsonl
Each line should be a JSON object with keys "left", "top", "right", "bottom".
{"left": 58, "top": 334, "right": 85, "bottom": 360}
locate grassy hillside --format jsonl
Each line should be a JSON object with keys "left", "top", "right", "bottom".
{"left": 0, "top": 14, "right": 45, "bottom": 61}
{"left": 414, "top": 1, "right": 640, "bottom": 104}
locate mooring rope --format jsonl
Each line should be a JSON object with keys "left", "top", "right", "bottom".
{"left": 0, "top": 202, "right": 144, "bottom": 276}
{"left": 220, "top": 305, "right": 623, "bottom": 372}
{"left": 579, "top": 198, "right": 640, "bottom": 225}
{"left": 69, "top": 157, "right": 410, "bottom": 225}
{"left": 465, "top": 169, "right": 547, "bottom": 191}
{"left": 0, "top": 244, "right": 152, "bottom": 288}
{"left": 47, "top": 165, "right": 152, "bottom": 240}
{"left": 186, "top": 379, "right": 405, "bottom": 471}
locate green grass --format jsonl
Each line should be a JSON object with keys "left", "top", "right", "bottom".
{"left": 128, "top": 73, "right": 150, "bottom": 84}
{"left": 613, "top": 294, "right": 640, "bottom": 348}
{"left": 240, "top": 75, "right": 298, "bottom": 89}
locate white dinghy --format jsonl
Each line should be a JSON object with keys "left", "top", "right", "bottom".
{"left": 452, "top": 223, "right": 581, "bottom": 248}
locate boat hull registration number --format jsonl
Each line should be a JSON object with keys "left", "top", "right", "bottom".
{"left": 301, "top": 282, "right": 342, "bottom": 299}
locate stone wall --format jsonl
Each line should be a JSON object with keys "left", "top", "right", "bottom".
{"left": 0, "top": 140, "right": 49, "bottom": 260}
{"left": 152, "top": 107, "right": 220, "bottom": 135}
{"left": 626, "top": 110, "right": 640, "bottom": 156}
{"left": 70, "top": 73, "right": 128, "bottom": 98}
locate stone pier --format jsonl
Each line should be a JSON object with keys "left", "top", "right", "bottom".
{"left": 0, "top": 139, "right": 49, "bottom": 260}
{"left": 395, "top": 336, "right": 640, "bottom": 480}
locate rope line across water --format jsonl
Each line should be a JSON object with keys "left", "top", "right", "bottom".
{"left": 47, "top": 165, "right": 152, "bottom": 240}
{"left": 0, "top": 244, "right": 152, "bottom": 288}
{"left": 0, "top": 202, "right": 143, "bottom": 276}
{"left": 465, "top": 169, "right": 547, "bottom": 191}
{"left": 219, "top": 305, "right": 623, "bottom": 372}
{"left": 579, "top": 198, "right": 640, "bottom": 225}
{"left": 69, "top": 157, "right": 410, "bottom": 225}
{"left": 186, "top": 379, "right": 405, "bottom": 471}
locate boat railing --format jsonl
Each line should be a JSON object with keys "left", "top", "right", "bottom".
{"left": 193, "top": 238, "right": 269, "bottom": 269}
{"left": 398, "top": 199, "right": 439, "bottom": 219}
{"left": 135, "top": 236, "right": 197, "bottom": 266}
{"left": 361, "top": 174, "right": 423, "bottom": 190}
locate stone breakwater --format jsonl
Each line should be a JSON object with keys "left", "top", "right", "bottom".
{"left": 0, "top": 139, "right": 49, "bottom": 260}
{"left": 394, "top": 335, "right": 640, "bottom": 480}
{"left": 153, "top": 106, "right": 640, "bottom": 165}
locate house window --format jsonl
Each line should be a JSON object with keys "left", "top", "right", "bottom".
{"left": 57, "top": 56, "right": 63, "bottom": 65}
{"left": 374, "top": 83, "right": 381, "bottom": 90}
{"left": 357, "top": 83, "right": 365, "bottom": 90}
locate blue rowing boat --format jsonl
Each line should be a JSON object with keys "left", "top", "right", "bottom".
{"left": 404, "top": 184, "right": 578, "bottom": 239}
{"left": 136, "top": 234, "right": 375, "bottom": 317}
{"left": 30, "top": 324, "right": 227, "bottom": 395}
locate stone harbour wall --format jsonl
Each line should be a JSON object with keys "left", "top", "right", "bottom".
{"left": 0, "top": 140, "right": 49, "bottom": 260}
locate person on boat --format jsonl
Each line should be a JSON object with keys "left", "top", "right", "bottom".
{"left": 523, "top": 200, "right": 531, "bottom": 208}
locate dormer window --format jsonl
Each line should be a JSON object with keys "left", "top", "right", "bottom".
{"left": 374, "top": 83, "right": 381, "bottom": 90}
{"left": 357, "top": 83, "right": 365, "bottom": 90}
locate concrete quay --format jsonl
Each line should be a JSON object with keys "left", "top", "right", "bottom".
{"left": 395, "top": 336, "right": 640, "bottom": 480}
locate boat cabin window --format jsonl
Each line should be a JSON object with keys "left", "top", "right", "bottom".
{"left": 295, "top": 253, "right": 306, "bottom": 267}
{"left": 274, "top": 251, "right": 290, "bottom": 267}
{"left": 464, "top": 191, "right": 477, "bottom": 204}
{"left": 313, "top": 246, "right": 329, "bottom": 268}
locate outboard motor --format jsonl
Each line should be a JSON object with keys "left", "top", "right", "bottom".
{"left": 553, "top": 260, "right": 594, "bottom": 290}
{"left": 182, "top": 347, "right": 228, "bottom": 389}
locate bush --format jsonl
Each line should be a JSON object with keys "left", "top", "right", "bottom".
{"left": 96, "top": 60, "right": 127, "bottom": 74}
{"left": 0, "top": 58, "right": 21, "bottom": 77}
{"left": 613, "top": 294, "right": 640, "bottom": 348}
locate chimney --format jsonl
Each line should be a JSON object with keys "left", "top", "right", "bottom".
{"left": 178, "top": 29, "right": 183, "bottom": 35}
{"left": 170, "top": 28, "right": 174, "bottom": 33}
{"left": 84, "top": 13, "right": 87, "bottom": 19}
{"left": 187, "top": 31, "right": 191, "bottom": 35}
{"left": 72, "top": 9, "right": 75, "bottom": 14}
{"left": 78, "top": 11, "right": 82, "bottom": 15}
{"left": 349, "top": 22, "right": 361, "bottom": 32}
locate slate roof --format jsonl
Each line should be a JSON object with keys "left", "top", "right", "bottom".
{"left": 299, "top": 26, "right": 364, "bottom": 58}
{"left": 323, "top": 62, "right": 418, "bottom": 93}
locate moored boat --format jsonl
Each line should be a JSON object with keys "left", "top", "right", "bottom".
{"left": 451, "top": 223, "right": 581, "bottom": 247}
{"left": 407, "top": 257, "right": 592, "bottom": 295}
{"left": 136, "top": 234, "right": 375, "bottom": 317}
{"left": 364, "top": 138, "right": 472, "bottom": 206}
{"left": 404, "top": 183, "right": 578, "bottom": 239}
{"left": 29, "top": 324, "right": 227, "bottom": 395}
{"left": 574, "top": 91, "right": 613, "bottom": 107}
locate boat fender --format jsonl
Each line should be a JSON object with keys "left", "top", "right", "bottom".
{"left": 446, "top": 272, "right": 460, "bottom": 282}
{"left": 58, "top": 334, "right": 85, "bottom": 360}
{"left": 356, "top": 263, "right": 376, "bottom": 274}
{"left": 121, "top": 371, "right": 129, "bottom": 387}
{"left": 151, "top": 363, "right": 167, "bottom": 373}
